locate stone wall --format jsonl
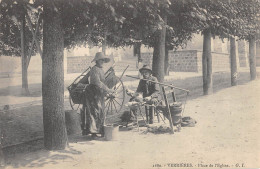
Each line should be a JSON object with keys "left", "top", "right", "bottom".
{"left": 67, "top": 56, "right": 94, "bottom": 74}
{"left": 67, "top": 55, "right": 124, "bottom": 73}
{"left": 211, "top": 52, "right": 230, "bottom": 72}
{"left": 68, "top": 50, "right": 231, "bottom": 74}
{"left": 169, "top": 50, "right": 199, "bottom": 72}
{"left": 142, "top": 50, "right": 230, "bottom": 73}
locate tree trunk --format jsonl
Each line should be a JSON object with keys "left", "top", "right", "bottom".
{"left": 134, "top": 42, "right": 141, "bottom": 61}
{"left": 202, "top": 29, "right": 213, "bottom": 95}
{"left": 102, "top": 33, "right": 107, "bottom": 55}
{"left": 152, "top": 38, "right": 160, "bottom": 78}
{"left": 164, "top": 47, "right": 169, "bottom": 76}
{"left": 256, "top": 41, "right": 260, "bottom": 67}
{"left": 0, "top": 128, "right": 5, "bottom": 167}
{"left": 25, "top": 12, "right": 43, "bottom": 59}
{"left": 42, "top": 0, "right": 68, "bottom": 150}
{"left": 20, "top": 14, "right": 29, "bottom": 95}
{"left": 152, "top": 15, "right": 167, "bottom": 82}
{"left": 249, "top": 37, "right": 257, "bottom": 80}
{"left": 230, "top": 37, "right": 238, "bottom": 86}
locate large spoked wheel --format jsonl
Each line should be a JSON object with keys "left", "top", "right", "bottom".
{"left": 69, "top": 95, "right": 83, "bottom": 112}
{"left": 104, "top": 77, "right": 125, "bottom": 115}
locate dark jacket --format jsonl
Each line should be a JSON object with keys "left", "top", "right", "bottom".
{"left": 136, "top": 76, "right": 160, "bottom": 98}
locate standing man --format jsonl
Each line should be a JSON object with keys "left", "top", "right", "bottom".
{"left": 133, "top": 65, "right": 160, "bottom": 124}
{"left": 83, "top": 52, "right": 115, "bottom": 138}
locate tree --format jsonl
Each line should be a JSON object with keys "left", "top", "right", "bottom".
{"left": 187, "top": 0, "right": 222, "bottom": 95}
{"left": 81, "top": 0, "right": 195, "bottom": 82}
{"left": 257, "top": 41, "right": 260, "bottom": 66}
{"left": 184, "top": 0, "right": 253, "bottom": 94}
{"left": 235, "top": 0, "right": 260, "bottom": 80}
{"left": 202, "top": 28, "right": 213, "bottom": 94}
{"left": 1, "top": 0, "right": 69, "bottom": 150}
{"left": 164, "top": 45, "right": 170, "bottom": 75}
{"left": 219, "top": 0, "right": 260, "bottom": 81}
{"left": 40, "top": 0, "right": 127, "bottom": 150}
{"left": 133, "top": 42, "right": 141, "bottom": 61}
{"left": 20, "top": 12, "right": 29, "bottom": 94}
{"left": 42, "top": 0, "right": 68, "bottom": 150}
{"left": 164, "top": 0, "right": 199, "bottom": 75}
{"left": 230, "top": 37, "right": 238, "bottom": 86}
{"left": 0, "top": 0, "right": 41, "bottom": 94}
{"left": 120, "top": 0, "right": 186, "bottom": 82}
{"left": 0, "top": 0, "right": 23, "bottom": 56}
{"left": 249, "top": 37, "right": 257, "bottom": 80}
{"left": 96, "top": 0, "right": 164, "bottom": 81}
{"left": 152, "top": 15, "right": 167, "bottom": 82}
{"left": 135, "top": 0, "right": 200, "bottom": 81}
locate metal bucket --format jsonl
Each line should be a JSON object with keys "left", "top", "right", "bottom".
{"left": 104, "top": 124, "right": 119, "bottom": 141}
{"left": 169, "top": 105, "right": 182, "bottom": 125}
{"left": 157, "top": 102, "right": 182, "bottom": 126}
{"left": 170, "top": 104, "right": 182, "bottom": 125}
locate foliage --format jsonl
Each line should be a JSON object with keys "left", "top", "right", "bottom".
{"left": 185, "top": 0, "right": 260, "bottom": 40}
{"left": 235, "top": 0, "right": 260, "bottom": 40}
{"left": 62, "top": 0, "right": 169, "bottom": 49}
{"left": 1, "top": 0, "right": 259, "bottom": 55}
{"left": 0, "top": 0, "right": 41, "bottom": 56}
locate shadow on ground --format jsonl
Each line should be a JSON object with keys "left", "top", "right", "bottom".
{"left": 2, "top": 135, "right": 102, "bottom": 168}
{"left": 0, "top": 105, "right": 43, "bottom": 148}
{"left": 3, "top": 143, "right": 83, "bottom": 168}
{"left": 0, "top": 83, "right": 42, "bottom": 97}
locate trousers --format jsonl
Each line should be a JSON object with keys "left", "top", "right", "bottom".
{"left": 144, "top": 98, "right": 158, "bottom": 124}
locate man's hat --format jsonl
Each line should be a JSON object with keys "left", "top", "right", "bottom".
{"left": 139, "top": 65, "right": 152, "bottom": 74}
{"left": 92, "top": 52, "right": 110, "bottom": 63}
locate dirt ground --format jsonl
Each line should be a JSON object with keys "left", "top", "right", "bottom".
{"left": 1, "top": 72, "right": 260, "bottom": 169}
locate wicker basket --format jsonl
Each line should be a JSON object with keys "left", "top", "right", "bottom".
{"left": 68, "top": 83, "right": 88, "bottom": 104}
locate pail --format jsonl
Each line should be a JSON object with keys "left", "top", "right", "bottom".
{"left": 170, "top": 105, "right": 182, "bottom": 126}
{"left": 104, "top": 124, "right": 119, "bottom": 141}
{"left": 170, "top": 105, "right": 182, "bottom": 125}
{"left": 158, "top": 102, "right": 183, "bottom": 126}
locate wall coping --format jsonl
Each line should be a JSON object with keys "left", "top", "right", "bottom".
{"left": 196, "top": 50, "right": 229, "bottom": 55}
{"left": 169, "top": 50, "right": 198, "bottom": 53}
{"left": 67, "top": 56, "right": 93, "bottom": 58}
{"left": 142, "top": 50, "right": 229, "bottom": 55}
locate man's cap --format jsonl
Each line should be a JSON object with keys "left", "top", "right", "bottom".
{"left": 139, "top": 65, "right": 152, "bottom": 74}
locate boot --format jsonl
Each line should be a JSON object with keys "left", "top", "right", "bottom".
{"left": 145, "top": 106, "right": 149, "bottom": 123}
{"left": 149, "top": 107, "right": 154, "bottom": 124}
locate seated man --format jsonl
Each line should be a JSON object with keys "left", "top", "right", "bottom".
{"left": 132, "top": 65, "right": 160, "bottom": 124}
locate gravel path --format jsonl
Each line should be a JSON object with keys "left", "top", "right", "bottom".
{"left": 2, "top": 78, "right": 260, "bottom": 169}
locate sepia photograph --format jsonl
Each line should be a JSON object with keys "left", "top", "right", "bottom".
{"left": 0, "top": 0, "right": 260, "bottom": 168}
